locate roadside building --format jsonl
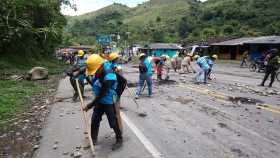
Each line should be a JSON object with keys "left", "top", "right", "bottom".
{"left": 244, "top": 36, "right": 280, "bottom": 60}
{"left": 210, "top": 38, "right": 255, "bottom": 60}
{"left": 139, "top": 43, "right": 183, "bottom": 58}
{"left": 210, "top": 36, "right": 280, "bottom": 60}
{"left": 68, "top": 45, "right": 94, "bottom": 53}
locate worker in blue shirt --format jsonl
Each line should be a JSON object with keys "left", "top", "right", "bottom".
{"left": 194, "top": 54, "right": 218, "bottom": 84}
{"left": 68, "top": 50, "right": 87, "bottom": 101}
{"left": 205, "top": 54, "right": 218, "bottom": 80}
{"left": 194, "top": 55, "right": 209, "bottom": 84}
{"left": 83, "top": 54, "right": 123, "bottom": 150}
{"left": 135, "top": 53, "right": 153, "bottom": 99}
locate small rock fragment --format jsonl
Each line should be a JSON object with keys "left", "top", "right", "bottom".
{"left": 33, "top": 145, "right": 39, "bottom": 150}
{"left": 75, "top": 146, "right": 82, "bottom": 151}
{"left": 53, "top": 144, "right": 58, "bottom": 150}
{"left": 73, "top": 151, "right": 82, "bottom": 158}
{"left": 83, "top": 144, "right": 90, "bottom": 150}
{"left": 16, "top": 132, "right": 21, "bottom": 136}
{"left": 63, "top": 151, "right": 69, "bottom": 155}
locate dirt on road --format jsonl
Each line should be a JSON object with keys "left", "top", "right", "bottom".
{"left": 2, "top": 63, "right": 280, "bottom": 158}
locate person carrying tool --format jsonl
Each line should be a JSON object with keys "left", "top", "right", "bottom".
{"left": 108, "top": 52, "right": 122, "bottom": 74}
{"left": 67, "top": 50, "right": 87, "bottom": 101}
{"left": 194, "top": 55, "right": 210, "bottom": 84}
{"left": 259, "top": 49, "right": 280, "bottom": 87}
{"left": 206, "top": 54, "right": 218, "bottom": 80}
{"left": 135, "top": 53, "right": 153, "bottom": 99}
{"left": 83, "top": 54, "right": 123, "bottom": 150}
{"left": 107, "top": 52, "right": 125, "bottom": 132}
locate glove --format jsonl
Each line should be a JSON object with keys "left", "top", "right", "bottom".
{"left": 84, "top": 100, "right": 98, "bottom": 111}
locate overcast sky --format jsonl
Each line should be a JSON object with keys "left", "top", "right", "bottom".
{"left": 61, "top": 0, "right": 207, "bottom": 16}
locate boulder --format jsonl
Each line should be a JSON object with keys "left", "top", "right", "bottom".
{"left": 27, "top": 67, "right": 48, "bottom": 80}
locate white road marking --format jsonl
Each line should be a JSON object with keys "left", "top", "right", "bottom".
{"left": 120, "top": 112, "right": 164, "bottom": 158}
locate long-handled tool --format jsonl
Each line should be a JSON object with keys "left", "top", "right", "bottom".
{"left": 75, "top": 80, "right": 96, "bottom": 157}
{"left": 114, "top": 100, "right": 123, "bottom": 132}
{"left": 125, "top": 86, "right": 147, "bottom": 117}
{"left": 141, "top": 80, "right": 147, "bottom": 93}
{"left": 125, "top": 86, "right": 140, "bottom": 108}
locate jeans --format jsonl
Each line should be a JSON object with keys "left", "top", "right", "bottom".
{"left": 240, "top": 58, "right": 248, "bottom": 67}
{"left": 196, "top": 68, "right": 208, "bottom": 84}
{"left": 136, "top": 74, "right": 153, "bottom": 96}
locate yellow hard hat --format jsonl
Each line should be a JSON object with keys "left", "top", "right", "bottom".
{"left": 78, "top": 50, "right": 85, "bottom": 57}
{"left": 139, "top": 53, "right": 146, "bottom": 58}
{"left": 85, "top": 54, "right": 105, "bottom": 75}
{"left": 193, "top": 55, "right": 200, "bottom": 60}
{"left": 108, "top": 52, "right": 120, "bottom": 61}
{"left": 212, "top": 54, "right": 218, "bottom": 60}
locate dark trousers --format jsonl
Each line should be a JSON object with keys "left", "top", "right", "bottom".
{"left": 240, "top": 58, "right": 248, "bottom": 67}
{"left": 261, "top": 66, "right": 277, "bottom": 86}
{"left": 91, "top": 104, "right": 122, "bottom": 141}
{"left": 69, "top": 77, "right": 84, "bottom": 100}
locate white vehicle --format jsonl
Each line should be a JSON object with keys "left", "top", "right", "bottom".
{"left": 186, "top": 45, "right": 210, "bottom": 56}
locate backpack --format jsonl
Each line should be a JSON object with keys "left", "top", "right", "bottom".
{"left": 103, "top": 67, "right": 128, "bottom": 97}
{"left": 139, "top": 61, "right": 148, "bottom": 73}
{"left": 115, "top": 72, "right": 127, "bottom": 97}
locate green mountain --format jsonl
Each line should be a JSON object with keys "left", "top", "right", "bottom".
{"left": 63, "top": 0, "right": 280, "bottom": 46}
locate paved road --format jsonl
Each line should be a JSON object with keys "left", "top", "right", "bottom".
{"left": 34, "top": 63, "right": 280, "bottom": 158}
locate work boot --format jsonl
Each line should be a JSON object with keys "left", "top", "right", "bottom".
{"left": 112, "top": 138, "right": 123, "bottom": 151}
{"left": 72, "top": 93, "right": 78, "bottom": 101}
{"left": 258, "top": 83, "right": 264, "bottom": 87}
{"left": 91, "top": 128, "right": 99, "bottom": 145}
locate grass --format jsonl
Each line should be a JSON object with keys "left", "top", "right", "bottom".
{"left": 0, "top": 80, "right": 42, "bottom": 121}
{"left": 0, "top": 54, "right": 68, "bottom": 122}
{"left": 0, "top": 54, "right": 68, "bottom": 75}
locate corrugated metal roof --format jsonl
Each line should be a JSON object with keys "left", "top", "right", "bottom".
{"left": 244, "top": 36, "right": 280, "bottom": 44}
{"left": 211, "top": 36, "right": 280, "bottom": 46}
{"left": 210, "top": 37, "right": 256, "bottom": 46}
{"left": 146, "top": 43, "right": 183, "bottom": 50}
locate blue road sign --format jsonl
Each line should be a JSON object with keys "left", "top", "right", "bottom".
{"left": 96, "top": 35, "right": 112, "bottom": 46}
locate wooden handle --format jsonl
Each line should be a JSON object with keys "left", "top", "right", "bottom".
{"left": 75, "top": 79, "right": 96, "bottom": 157}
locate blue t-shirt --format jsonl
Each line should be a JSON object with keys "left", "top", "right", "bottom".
{"left": 92, "top": 62, "right": 118, "bottom": 105}
{"left": 74, "top": 58, "right": 86, "bottom": 81}
{"left": 197, "top": 57, "right": 210, "bottom": 70}
{"left": 143, "top": 58, "right": 153, "bottom": 77}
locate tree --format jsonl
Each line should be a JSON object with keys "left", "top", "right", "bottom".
{"left": 0, "top": 0, "right": 72, "bottom": 56}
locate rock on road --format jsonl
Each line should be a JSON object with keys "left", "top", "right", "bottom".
{"left": 34, "top": 63, "right": 280, "bottom": 158}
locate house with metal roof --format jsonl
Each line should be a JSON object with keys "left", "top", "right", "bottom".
{"left": 210, "top": 36, "right": 280, "bottom": 60}
{"left": 244, "top": 36, "right": 280, "bottom": 60}
{"left": 139, "top": 43, "right": 183, "bottom": 57}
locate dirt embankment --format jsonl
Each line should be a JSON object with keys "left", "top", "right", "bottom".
{"left": 0, "top": 75, "right": 63, "bottom": 158}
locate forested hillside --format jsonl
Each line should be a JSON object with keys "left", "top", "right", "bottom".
{"left": 65, "top": 0, "right": 280, "bottom": 46}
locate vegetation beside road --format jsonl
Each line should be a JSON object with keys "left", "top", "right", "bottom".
{"left": 0, "top": 54, "right": 68, "bottom": 123}
{"left": 0, "top": 80, "right": 41, "bottom": 122}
